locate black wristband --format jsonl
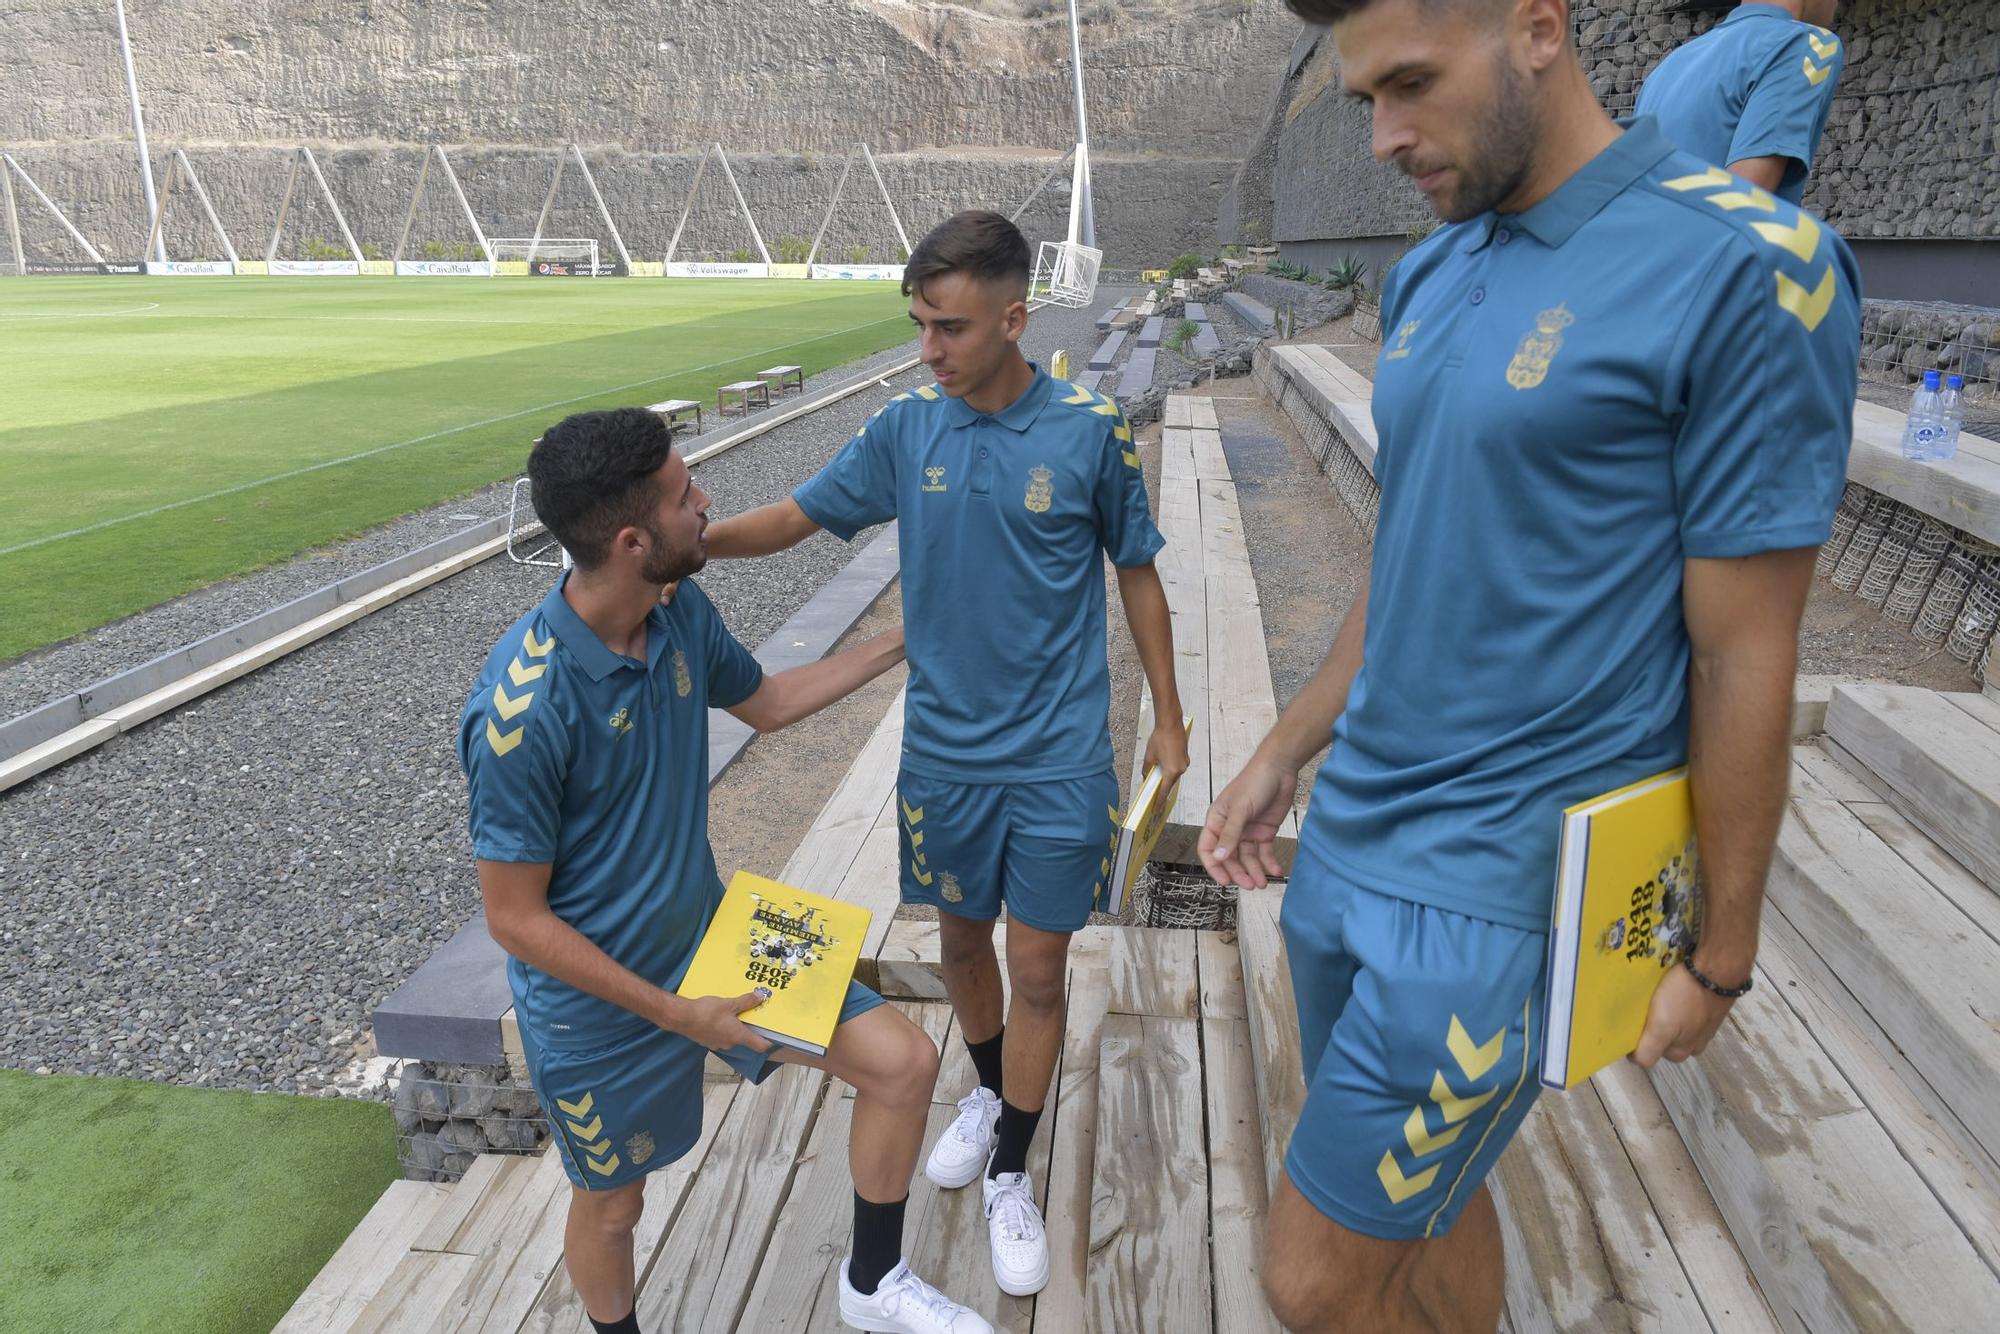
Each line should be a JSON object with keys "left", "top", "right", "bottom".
{"left": 1683, "top": 956, "right": 1753, "bottom": 999}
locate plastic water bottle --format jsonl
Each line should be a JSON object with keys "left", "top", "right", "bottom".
{"left": 1901, "top": 370, "right": 1945, "bottom": 461}
{"left": 1937, "top": 374, "right": 1965, "bottom": 462}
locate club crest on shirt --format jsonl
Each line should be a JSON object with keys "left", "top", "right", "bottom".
{"left": 1506, "top": 303, "right": 1575, "bottom": 391}
{"left": 626, "top": 1131, "right": 656, "bottom": 1166}
{"left": 672, "top": 649, "right": 692, "bottom": 698}
{"left": 923, "top": 464, "right": 948, "bottom": 493}
{"left": 939, "top": 871, "right": 964, "bottom": 903}
{"left": 1386, "top": 320, "right": 1421, "bottom": 360}
{"left": 607, "top": 707, "right": 634, "bottom": 738}
{"left": 1024, "top": 465, "right": 1054, "bottom": 513}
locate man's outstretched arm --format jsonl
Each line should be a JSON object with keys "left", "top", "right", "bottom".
{"left": 726, "top": 628, "right": 905, "bottom": 733}
{"left": 1115, "top": 561, "right": 1189, "bottom": 789}
{"left": 705, "top": 498, "right": 822, "bottom": 558}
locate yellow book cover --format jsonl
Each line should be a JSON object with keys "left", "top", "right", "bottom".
{"left": 676, "top": 871, "right": 872, "bottom": 1057}
{"left": 1102, "top": 717, "right": 1195, "bottom": 918}
{"left": 1540, "top": 768, "right": 1701, "bottom": 1090}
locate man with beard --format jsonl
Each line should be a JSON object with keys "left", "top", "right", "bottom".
{"left": 459, "top": 407, "right": 991, "bottom": 1334}
{"left": 1637, "top": 0, "right": 1845, "bottom": 205}
{"left": 1199, "top": 1, "right": 1859, "bottom": 1329}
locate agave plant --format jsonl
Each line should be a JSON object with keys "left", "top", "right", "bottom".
{"left": 1322, "top": 253, "right": 1367, "bottom": 291}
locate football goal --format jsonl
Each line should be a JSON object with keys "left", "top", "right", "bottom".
{"left": 489, "top": 238, "right": 602, "bottom": 276}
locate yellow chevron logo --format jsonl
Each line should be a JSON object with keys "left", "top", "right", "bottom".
{"left": 900, "top": 799, "right": 923, "bottom": 826}
{"left": 523, "top": 627, "right": 555, "bottom": 658}
{"left": 486, "top": 719, "right": 524, "bottom": 757}
{"left": 914, "top": 850, "right": 926, "bottom": 868}
{"left": 1808, "top": 32, "right": 1838, "bottom": 60}
{"left": 1705, "top": 186, "right": 1777, "bottom": 213}
{"left": 567, "top": 1114, "right": 604, "bottom": 1141}
{"left": 507, "top": 659, "right": 547, "bottom": 688}
{"left": 1122, "top": 450, "right": 1142, "bottom": 470}
{"left": 1404, "top": 1105, "right": 1465, "bottom": 1158}
{"left": 1663, "top": 167, "right": 1734, "bottom": 193}
{"left": 909, "top": 830, "right": 924, "bottom": 849}
{"left": 1446, "top": 1015, "right": 1507, "bottom": 1082}
{"left": 1113, "top": 424, "right": 1132, "bottom": 443}
{"left": 1430, "top": 1070, "right": 1498, "bottom": 1124}
{"left": 555, "top": 1093, "right": 594, "bottom": 1118}
{"left": 492, "top": 683, "right": 533, "bottom": 721}
{"left": 1377, "top": 1150, "right": 1440, "bottom": 1204}
{"left": 586, "top": 1153, "right": 622, "bottom": 1177}
{"left": 1776, "top": 266, "right": 1837, "bottom": 333}
{"left": 913, "top": 864, "right": 933, "bottom": 887}
{"left": 1752, "top": 211, "right": 1822, "bottom": 263}
{"left": 1090, "top": 400, "right": 1120, "bottom": 417}
{"left": 1063, "top": 385, "right": 1095, "bottom": 406}
{"left": 1802, "top": 55, "right": 1832, "bottom": 86}
{"left": 578, "top": 1138, "right": 612, "bottom": 1158}
{"left": 915, "top": 386, "right": 941, "bottom": 400}
{"left": 1100, "top": 857, "right": 1112, "bottom": 877}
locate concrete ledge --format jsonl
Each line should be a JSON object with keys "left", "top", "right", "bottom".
{"left": 1088, "top": 331, "right": 1127, "bottom": 371}
{"left": 372, "top": 522, "right": 905, "bottom": 1066}
{"left": 1075, "top": 369, "right": 1105, "bottom": 392}
{"left": 1222, "top": 291, "right": 1277, "bottom": 336}
{"left": 1138, "top": 316, "right": 1165, "bottom": 349}
{"left": 1095, "top": 303, "right": 1125, "bottom": 331}
{"left": 1183, "top": 302, "right": 1208, "bottom": 321}
{"left": 1118, "top": 348, "right": 1157, "bottom": 400}
{"left": 1192, "top": 325, "right": 1221, "bottom": 358}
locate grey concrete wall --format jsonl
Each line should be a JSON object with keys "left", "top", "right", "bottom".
{"left": 1, "top": 0, "right": 1302, "bottom": 268}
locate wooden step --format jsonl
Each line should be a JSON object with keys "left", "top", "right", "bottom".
{"left": 1234, "top": 889, "right": 1304, "bottom": 1201}
{"left": 1824, "top": 684, "right": 2000, "bottom": 892}
{"left": 1773, "top": 752, "right": 2000, "bottom": 1168}
{"left": 273, "top": 1178, "right": 455, "bottom": 1332}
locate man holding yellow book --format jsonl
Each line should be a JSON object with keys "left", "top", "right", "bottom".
{"left": 1200, "top": 0, "right": 1860, "bottom": 1330}
{"left": 459, "top": 408, "right": 990, "bottom": 1334}
{"left": 705, "top": 211, "right": 1187, "bottom": 1299}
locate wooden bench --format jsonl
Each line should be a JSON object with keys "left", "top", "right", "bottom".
{"left": 645, "top": 397, "right": 703, "bottom": 436}
{"left": 757, "top": 364, "right": 805, "bottom": 397}
{"left": 716, "top": 378, "right": 772, "bottom": 418}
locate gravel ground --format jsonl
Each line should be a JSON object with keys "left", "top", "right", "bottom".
{"left": 0, "top": 290, "right": 1122, "bottom": 1094}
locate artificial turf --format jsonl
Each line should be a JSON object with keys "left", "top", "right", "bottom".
{"left": 0, "top": 1068, "right": 400, "bottom": 1331}
{"left": 0, "top": 276, "right": 911, "bottom": 661}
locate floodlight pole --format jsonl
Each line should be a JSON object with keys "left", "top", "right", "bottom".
{"left": 806, "top": 147, "right": 857, "bottom": 268}
{"left": 1064, "top": 0, "right": 1096, "bottom": 249}
{"left": 4, "top": 154, "right": 108, "bottom": 263}
{"left": 712, "top": 145, "right": 772, "bottom": 265}
{"left": 529, "top": 146, "right": 566, "bottom": 263}
{"left": 1009, "top": 146, "right": 1074, "bottom": 225}
{"left": 175, "top": 149, "right": 239, "bottom": 262}
{"left": 860, "top": 143, "right": 913, "bottom": 260}
{"left": 433, "top": 147, "right": 493, "bottom": 263}
{"left": 567, "top": 143, "right": 633, "bottom": 271}
{"left": 3, "top": 159, "right": 26, "bottom": 275}
{"left": 393, "top": 150, "right": 434, "bottom": 262}
{"left": 663, "top": 149, "right": 712, "bottom": 264}
{"left": 115, "top": 0, "right": 165, "bottom": 264}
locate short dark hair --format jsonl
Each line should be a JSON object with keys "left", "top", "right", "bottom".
{"left": 527, "top": 407, "right": 674, "bottom": 569}
{"left": 901, "top": 209, "right": 1032, "bottom": 301}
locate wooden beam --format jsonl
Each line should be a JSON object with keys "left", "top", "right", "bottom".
{"left": 1195, "top": 929, "right": 1247, "bottom": 1021}
{"left": 1202, "top": 1016, "right": 1283, "bottom": 1334}
{"left": 1034, "top": 954, "right": 1112, "bottom": 1332}
{"left": 1235, "top": 889, "right": 1303, "bottom": 1201}
{"left": 1108, "top": 927, "right": 1198, "bottom": 1018}
{"left": 1089, "top": 1015, "right": 1211, "bottom": 1332}
{"left": 1846, "top": 400, "right": 2000, "bottom": 548}
{"left": 1825, "top": 683, "right": 2000, "bottom": 891}
{"left": 272, "top": 1180, "right": 455, "bottom": 1332}
{"left": 427, "top": 1150, "right": 572, "bottom": 1332}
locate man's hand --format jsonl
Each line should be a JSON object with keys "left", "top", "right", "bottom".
{"left": 1629, "top": 965, "right": 1738, "bottom": 1069}
{"left": 1199, "top": 759, "right": 1296, "bottom": 890}
{"left": 672, "top": 989, "right": 775, "bottom": 1054}
{"left": 1144, "top": 718, "right": 1191, "bottom": 794}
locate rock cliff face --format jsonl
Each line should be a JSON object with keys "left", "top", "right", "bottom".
{"left": 2, "top": 0, "right": 1300, "bottom": 265}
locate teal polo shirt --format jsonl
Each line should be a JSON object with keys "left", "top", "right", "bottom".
{"left": 1302, "top": 117, "right": 1860, "bottom": 932}
{"left": 458, "top": 575, "right": 764, "bottom": 1050}
{"left": 794, "top": 366, "right": 1163, "bottom": 784}
{"left": 1636, "top": 3, "right": 1844, "bottom": 204}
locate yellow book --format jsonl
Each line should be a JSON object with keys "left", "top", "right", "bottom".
{"left": 676, "top": 871, "right": 871, "bottom": 1057}
{"left": 1540, "top": 767, "right": 1700, "bottom": 1090}
{"left": 1102, "top": 717, "right": 1196, "bottom": 918}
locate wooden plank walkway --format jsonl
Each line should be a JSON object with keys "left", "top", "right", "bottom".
{"left": 296, "top": 926, "right": 1287, "bottom": 1332}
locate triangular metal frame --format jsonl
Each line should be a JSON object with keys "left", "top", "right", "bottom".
{"left": 527, "top": 143, "right": 633, "bottom": 270}
{"left": 264, "top": 146, "right": 364, "bottom": 264}
{"left": 394, "top": 145, "right": 493, "bottom": 263}
{"left": 805, "top": 143, "right": 914, "bottom": 267}
{"left": 143, "top": 148, "right": 239, "bottom": 264}
{"left": 0, "top": 153, "right": 107, "bottom": 265}
{"left": 663, "top": 142, "right": 772, "bottom": 266}
{"left": 1008, "top": 146, "right": 1077, "bottom": 226}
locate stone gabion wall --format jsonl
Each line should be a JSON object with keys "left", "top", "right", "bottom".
{"left": 392, "top": 1059, "right": 545, "bottom": 1182}
{"left": 1266, "top": 1, "right": 1999, "bottom": 248}
{"left": 1861, "top": 299, "right": 2000, "bottom": 408}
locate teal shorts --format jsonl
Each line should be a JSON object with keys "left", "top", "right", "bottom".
{"left": 520, "top": 981, "right": 883, "bottom": 1191}
{"left": 896, "top": 766, "right": 1120, "bottom": 933}
{"left": 1280, "top": 846, "right": 1547, "bottom": 1240}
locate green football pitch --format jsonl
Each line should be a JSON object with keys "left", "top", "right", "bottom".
{"left": 0, "top": 277, "right": 913, "bottom": 663}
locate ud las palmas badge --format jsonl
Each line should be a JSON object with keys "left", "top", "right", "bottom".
{"left": 672, "top": 649, "right": 692, "bottom": 698}
{"left": 939, "top": 871, "right": 964, "bottom": 903}
{"left": 626, "top": 1131, "right": 655, "bottom": 1166}
{"left": 1507, "top": 303, "right": 1574, "bottom": 390}
{"left": 1025, "top": 464, "right": 1054, "bottom": 513}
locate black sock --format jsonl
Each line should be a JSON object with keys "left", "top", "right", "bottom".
{"left": 588, "top": 1309, "right": 640, "bottom": 1334}
{"left": 965, "top": 1029, "right": 1005, "bottom": 1098}
{"left": 850, "top": 1191, "right": 907, "bottom": 1295}
{"left": 987, "top": 1099, "right": 1042, "bottom": 1180}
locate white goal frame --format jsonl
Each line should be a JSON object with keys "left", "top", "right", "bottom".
{"left": 490, "top": 238, "right": 599, "bottom": 269}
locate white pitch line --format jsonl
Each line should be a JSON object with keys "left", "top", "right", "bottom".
{"left": 0, "top": 302, "right": 161, "bottom": 322}
{"left": 0, "top": 313, "right": 912, "bottom": 559}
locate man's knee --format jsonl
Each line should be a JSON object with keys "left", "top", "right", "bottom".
{"left": 1005, "top": 924, "right": 1071, "bottom": 1014}
{"left": 882, "top": 1013, "right": 942, "bottom": 1106}
{"left": 938, "top": 914, "right": 997, "bottom": 970}
{"left": 570, "top": 1181, "right": 645, "bottom": 1239}
{"left": 1263, "top": 1177, "right": 1414, "bottom": 1330}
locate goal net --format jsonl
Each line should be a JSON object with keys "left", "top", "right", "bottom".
{"left": 1032, "top": 240, "right": 1103, "bottom": 309}
{"left": 490, "top": 238, "right": 603, "bottom": 276}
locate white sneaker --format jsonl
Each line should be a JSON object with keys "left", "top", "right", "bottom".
{"left": 982, "top": 1171, "right": 1051, "bottom": 1296}
{"left": 924, "top": 1086, "right": 1000, "bottom": 1189}
{"left": 839, "top": 1258, "right": 993, "bottom": 1333}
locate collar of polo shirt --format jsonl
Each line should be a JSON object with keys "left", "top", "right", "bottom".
{"left": 940, "top": 362, "right": 1056, "bottom": 433}
{"left": 537, "top": 572, "right": 675, "bottom": 681}
{"left": 1464, "top": 117, "right": 1678, "bottom": 254}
